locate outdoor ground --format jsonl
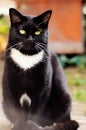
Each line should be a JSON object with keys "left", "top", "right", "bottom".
{"left": 0, "top": 60, "right": 86, "bottom": 130}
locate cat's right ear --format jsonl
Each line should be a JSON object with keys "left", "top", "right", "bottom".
{"left": 9, "top": 8, "right": 23, "bottom": 24}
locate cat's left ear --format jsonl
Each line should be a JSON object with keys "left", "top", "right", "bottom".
{"left": 9, "top": 8, "right": 24, "bottom": 24}
{"left": 34, "top": 10, "right": 52, "bottom": 27}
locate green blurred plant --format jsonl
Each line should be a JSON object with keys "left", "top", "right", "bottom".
{"left": 59, "top": 55, "right": 86, "bottom": 71}
{"left": 68, "top": 78, "right": 85, "bottom": 87}
{"left": 65, "top": 63, "right": 86, "bottom": 103}
{"left": 0, "top": 16, "right": 10, "bottom": 35}
{"left": 73, "top": 90, "right": 86, "bottom": 102}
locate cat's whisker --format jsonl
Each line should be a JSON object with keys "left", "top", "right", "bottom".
{"left": 5, "top": 43, "right": 23, "bottom": 59}
{"left": 37, "top": 44, "right": 45, "bottom": 50}
{"left": 39, "top": 43, "right": 47, "bottom": 47}
{"left": 35, "top": 46, "right": 40, "bottom": 53}
{"left": 19, "top": 45, "right": 23, "bottom": 51}
{"left": 36, "top": 45, "right": 42, "bottom": 52}
{"left": 16, "top": 44, "right": 23, "bottom": 51}
{"left": 37, "top": 42, "right": 47, "bottom": 49}
{"left": 36, "top": 44, "right": 48, "bottom": 60}
{"left": 5, "top": 42, "right": 22, "bottom": 54}
{"left": 35, "top": 45, "right": 40, "bottom": 52}
{"left": 15, "top": 43, "right": 21, "bottom": 48}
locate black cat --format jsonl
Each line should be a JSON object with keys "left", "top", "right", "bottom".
{"left": 2, "top": 8, "right": 79, "bottom": 130}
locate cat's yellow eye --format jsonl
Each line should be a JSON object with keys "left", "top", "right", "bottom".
{"left": 19, "top": 29, "right": 26, "bottom": 35}
{"left": 35, "top": 31, "right": 41, "bottom": 35}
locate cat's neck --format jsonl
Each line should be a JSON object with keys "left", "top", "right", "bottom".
{"left": 10, "top": 48, "right": 44, "bottom": 70}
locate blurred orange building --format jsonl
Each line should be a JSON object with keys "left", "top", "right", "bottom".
{"left": 15, "top": 0, "right": 85, "bottom": 54}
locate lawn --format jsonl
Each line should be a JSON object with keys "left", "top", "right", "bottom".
{"left": 65, "top": 66, "right": 86, "bottom": 117}
{"left": 65, "top": 67, "right": 86, "bottom": 102}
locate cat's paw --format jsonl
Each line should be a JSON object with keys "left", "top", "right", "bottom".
{"left": 49, "top": 120, "right": 79, "bottom": 130}
{"left": 62, "top": 120, "right": 79, "bottom": 130}
{"left": 71, "top": 120, "right": 79, "bottom": 130}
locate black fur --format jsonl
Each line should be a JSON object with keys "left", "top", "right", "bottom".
{"left": 2, "top": 8, "right": 79, "bottom": 130}
{"left": 12, "top": 120, "right": 79, "bottom": 130}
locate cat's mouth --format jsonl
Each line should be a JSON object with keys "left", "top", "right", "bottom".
{"left": 17, "top": 41, "right": 46, "bottom": 55}
{"left": 19, "top": 46, "right": 38, "bottom": 55}
{"left": 16, "top": 42, "right": 38, "bottom": 55}
{"left": 10, "top": 41, "right": 46, "bottom": 55}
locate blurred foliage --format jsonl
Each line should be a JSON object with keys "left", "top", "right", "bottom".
{"left": 65, "top": 67, "right": 86, "bottom": 103}
{"left": 0, "top": 16, "right": 9, "bottom": 54}
{"left": 59, "top": 55, "right": 86, "bottom": 70}
{"left": 73, "top": 90, "right": 86, "bottom": 102}
{"left": 0, "top": 15, "right": 10, "bottom": 35}
{"left": 60, "top": 54, "right": 86, "bottom": 103}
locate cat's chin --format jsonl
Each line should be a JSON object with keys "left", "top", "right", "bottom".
{"left": 19, "top": 48, "right": 40, "bottom": 55}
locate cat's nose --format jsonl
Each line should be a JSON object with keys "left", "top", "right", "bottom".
{"left": 27, "top": 36, "right": 33, "bottom": 42}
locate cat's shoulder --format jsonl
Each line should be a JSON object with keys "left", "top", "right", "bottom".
{"left": 49, "top": 50, "right": 60, "bottom": 65}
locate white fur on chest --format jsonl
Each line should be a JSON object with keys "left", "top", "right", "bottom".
{"left": 10, "top": 48, "right": 44, "bottom": 70}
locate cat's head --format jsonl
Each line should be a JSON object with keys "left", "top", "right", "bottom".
{"left": 8, "top": 8, "right": 52, "bottom": 55}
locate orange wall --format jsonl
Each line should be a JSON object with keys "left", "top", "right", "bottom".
{"left": 19, "top": 0, "right": 82, "bottom": 42}
{"left": 15, "top": 0, "right": 84, "bottom": 53}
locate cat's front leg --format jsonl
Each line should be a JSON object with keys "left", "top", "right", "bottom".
{"left": 12, "top": 120, "right": 41, "bottom": 130}
{"left": 44, "top": 121, "right": 79, "bottom": 130}
{"left": 42, "top": 120, "right": 79, "bottom": 130}
{"left": 12, "top": 120, "right": 79, "bottom": 130}
{"left": 28, "top": 120, "right": 79, "bottom": 130}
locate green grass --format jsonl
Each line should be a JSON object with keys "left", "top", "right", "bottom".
{"left": 65, "top": 67, "right": 86, "bottom": 103}
{"left": 73, "top": 90, "right": 86, "bottom": 102}
{"left": 67, "top": 75, "right": 86, "bottom": 87}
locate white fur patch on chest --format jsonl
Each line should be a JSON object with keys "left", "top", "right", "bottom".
{"left": 20, "top": 93, "right": 31, "bottom": 107}
{"left": 10, "top": 48, "right": 44, "bottom": 70}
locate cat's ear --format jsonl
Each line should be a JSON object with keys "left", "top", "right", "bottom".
{"left": 34, "top": 10, "right": 52, "bottom": 27}
{"left": 9, "top": 8, "right": 24, "bottom": 24}
{"left": 39, "top": 10, "right": 52, "bottom": 22}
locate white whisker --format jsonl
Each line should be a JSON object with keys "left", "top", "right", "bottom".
{"left": 5, "top": 42, "right": 22, "bottom": 59}
{"left": 16, "top": 44, "right": 23, "bottom": 51}
{"left": 35, "top": 46, "right": 39, "bottom": 53}
{"left": 39, "top": 43, "right": 47, "bottom": 47}
{"left": 36, "top": 45, "right": 42, "bottom": 51}
{"left": 5, "top": 42, "right": 22, "bottom": 54}
{"left": 37, "top": 44, "right": 45, "bottom": 49}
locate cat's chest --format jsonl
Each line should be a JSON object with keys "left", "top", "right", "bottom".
{"left": 10, "top": 48, "right": 44, "bottom": 70}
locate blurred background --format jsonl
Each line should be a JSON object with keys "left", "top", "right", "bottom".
{"left": 0, "top": 0, "right": 86, "bottom": 130}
